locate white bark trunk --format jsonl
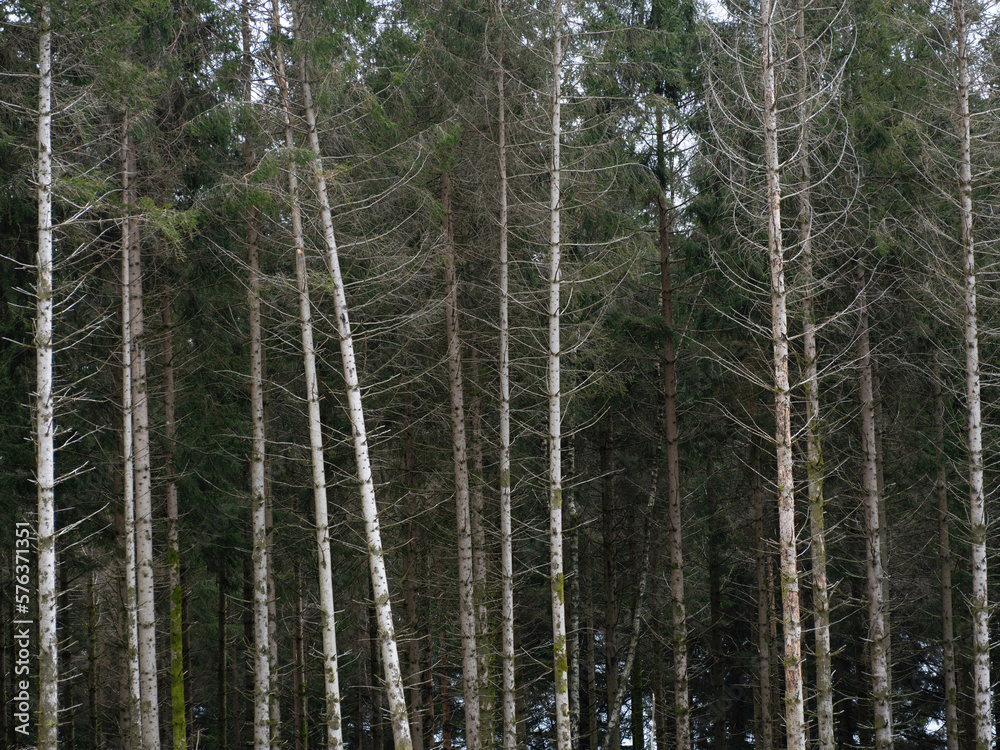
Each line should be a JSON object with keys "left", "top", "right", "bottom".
{"left": 760, "top": 1, "right": 805, "bottom": 746}
{"left": 794, "top": 4, "right": 833, "bottom": 746}
{"left": 121, "top": 123, "right": 143, "bottom": 750}
{"left": 497, "top": 39, "right": 517, "bottom": 750}
{"left": 954, "top": 0, "right": 992, "bottom": 743}
{"left": 126, "top": 125, "right": 162, "bottom": 750}
{"left": 291, "top": 7, "right": 413, "bottom": 745}
{"left": 855, "top": 265, "right": 892, "bottom": 750}
{"left": 36, "top": 6, "right": 57, "bottom": 746}
{"left": 548, "top": 5, "right": 571, "bottom": 747}
{"left": 269, "top": 5, "right": 341, "bottom": 747}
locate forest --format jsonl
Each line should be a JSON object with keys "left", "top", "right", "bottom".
{"left": 1, "top": 0, "right": 999, "bottom": 747}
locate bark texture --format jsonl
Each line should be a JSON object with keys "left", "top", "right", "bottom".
{"left": 855, "top": 265, "right": 892, "bottom": 750}
{"left": 36, "top": 6, "right": 58, "bottom": 746}
{"left": 760, "top": 1, "right": 805, "bottom": 745}
{"left": 954, "top": 0, "right": 992, "bottom": 743}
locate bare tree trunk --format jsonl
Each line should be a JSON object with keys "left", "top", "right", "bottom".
{"left": 161, "top": 296, "right": 187, "bottom": 750}
{"left": 855, "top": 265, "right": 892, "bottom": 750}
{"left": 760, "top": 0, "right": 805, "bottom": 744}
{"left": 403, "top": 391, "right": 425, "bottom": 750}
{"left": 934, "top": 354, "right": 959, "bottom": 750}
{"left": 218, "top": 567, "right": 228, "bottom": 750}
{"left": 496, "top": 38, "right": 517, "bottom": 750}
{"left": 584, "top": 538, "right": 598, "bottom": 750}
{"left": 88, "top": 571, "right": 100, "bottom": 749}
{"left": 125, "top": 121, "right": 162, "bottom": 750}
{"left": 470, "top": 386, "right": 493, "bottom": 746}
{"left": 708, "top": 459, "right": 727, "bottom": 750}
{"left": 292, "top": 562, "right": 306, "bottom": 750}
{"left": 35, "top": 5, "right": 57, "bottom": 747}
{"left": 441, "top": 168, "right": 482, "bottom": 750}
{"left": 547, "top": 5, "right": 571, "bottom": 748}
{"left": 568, "top": 490, "right": 581, "bottom": 746}
{"left": 291, "top": 216, "right": 344, "bottom": 750}
{"left": 605, "top": 476, "right": 657, "bottom": 744}
{"left": 792, "top": 2, "right": 834, "bottom": 746}
{"left": 120, "top": 122, "right": 144, "bottom": 750}
{"left": 656, "top": 104, "right": 690, "bottom": 750}
{"left": 289, "top": 7, "right": 413, "bottom": 746}
{"left": 953, "top": 0, "right": 992, "bottom": 743}
{"left": 601, "top": 426, "right": 620, "bottom": 750}
{"left": 752, "top": 449, "right": 773, "bottom": 750}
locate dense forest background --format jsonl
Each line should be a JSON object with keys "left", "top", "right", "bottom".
{"left": 2, "top": 0, "right": 1000, "bottom": 748}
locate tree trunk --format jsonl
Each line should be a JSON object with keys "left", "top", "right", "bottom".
{"left": 855, "top": 264, "right": 892, "bottom": 750}
{"left": 470, "top": 384, "right": 493, "bottom": 746}
{"left": 760, "top": 0, "right": 805, "bottom": 744}
{"left": 120, "top": 122, "right": 144, "bottom": 750}
{"left": 441, "top": 167, "right": 482, "bottom": 750}
{"left": 35, "top": 4, "right": 57, "bottom": 747}
{"left": 934, "top": 354, "right": 959, "bottom": 750}
{"left": 656, "top": 103, "right": 690, "bottom": 750}
{"left": 605, "top": 475, "right": 657, "bottom": 744}
{"left": 218, "top": 567, "right": 228, "bottom": 750}
{"left": 291, "top": 7, "right": 413, "bottom": 745}
{"left": 752, "top": 449, "right": 773, "bottom": 750}
{"left": 601, "top": 426, "right": 620, "bottom": 750}
{"left": 403, "top": 391, "right": 425, "bottom": 750}
{"left": 88, "top": 571, "right": 100, "bottom": 750}
{"left": 496, "top": 38, "right": 517, "bottom": 750}
{"left": 270, "top": 6, "right": 350, "bottom": 748}
{"left": 125, "top": 118, "right": 162, "bottom": 750}
{"left": 708, "top": 458, "right": 727, "bottom": 750}
{"left": 293, "top": 562, "right": 307, "bottom": 750}
{"left": 954, "top": 0, "right": 992, "bottom": 743}
{"left": 793, "top": 1, "right": 834, "bottom": 745}
{"left": 547, "top": 5, "right": 571, "bottom": 748}
{"left": 161, "top": 296, "right": 187, "bottom": 750}
{"left": 568, "top": 490, "right": 581, "bottom": 746}
{"left": 583, "top": 536, "right": 599, "bottom": 750}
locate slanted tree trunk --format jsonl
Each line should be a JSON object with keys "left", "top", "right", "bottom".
{"left": 496, "top": 35, "right": 517, "bottom": 750}
{"left": 953, "top": 0, "right": 992, "bottom": 743}
{"left": 760, "top": 0, "right": 805, "bottom": 742}
{"left": 441, "top": 167, "right": 482, "bottom": 750}
{"left": 656, "top": 103, "right": 690, "bottom": 750}
{"left": 855, "top": 264, "right": 892, "bottom": 750}
{"left": 934, "top": 354, "right": 959, "bottom": 750}
{"left": 161, "top": 296, "right": 187, "bottom": 750}
{"left": 290, "top": 7, "right": 413, "bottom": 745}
{"left": 35, "top": 6, "right": 57, "bottom": 747}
